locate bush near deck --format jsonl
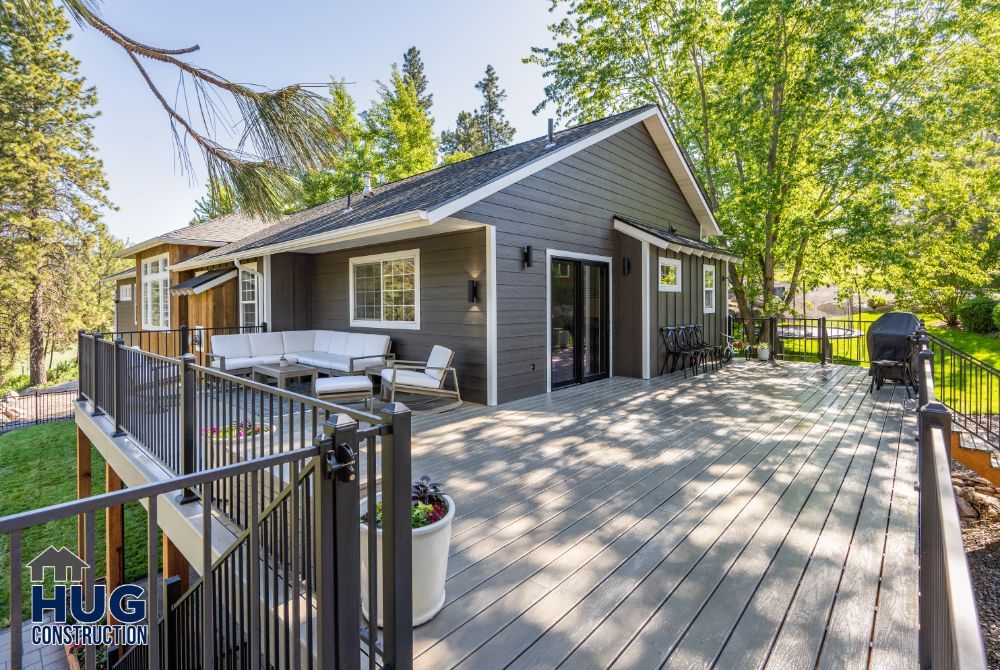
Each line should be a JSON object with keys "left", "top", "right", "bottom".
{"left": 0, "top": 421, "right": 158, "bottom": 627}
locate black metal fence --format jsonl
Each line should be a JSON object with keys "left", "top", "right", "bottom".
{"left": 925, "top": 334, "right": 1000, "bottom": 451}
{"left": 0, "top": 388, "right": 76, "bottom": 435}
{"left": 728, "top": 315, "right": 873, "bottom": 365}
{"left": 913, "top": 325, "right": 988, "bottom": 669}
{"left": 99, "top": 323, "right": 266, "bottom": 366}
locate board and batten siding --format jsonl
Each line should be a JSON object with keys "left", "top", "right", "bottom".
{"left": 456, "top": 123, "right": 706, "bottom": 403}
{"left": 307, "top": 229, "right": 489, "bottom": 404}
{"left": 648, "top": 248, "right": 726, "bottom": 374}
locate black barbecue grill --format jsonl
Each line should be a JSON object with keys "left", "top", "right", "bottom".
{"left": 866, "top": 312, "right": 920, "bottom": 396}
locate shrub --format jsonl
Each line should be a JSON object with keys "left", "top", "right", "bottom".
{"left": 867, "top": 295, "right": 889, "bottom": 310}
{"left": 993, "top": 303, "right": 1000, "bottom": 333}
{"left": 956, "top": 296, "right": 998, "bottom": 333}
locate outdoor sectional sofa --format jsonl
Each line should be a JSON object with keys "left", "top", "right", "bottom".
{"left": 208, "top": 330, "right": 392, "bottom": 377}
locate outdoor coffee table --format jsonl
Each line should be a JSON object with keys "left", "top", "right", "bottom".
{"left": 252, "top": 362, "right": 318, "bottom": 390}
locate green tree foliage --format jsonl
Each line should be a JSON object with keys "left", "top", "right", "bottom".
{"left": 440, "top": 65, "right": 516, "bottom": 160}
{"left": 190, "top": 179, "right": 235, "bottom": 223}
{"left": 364, "top": 65, "right": 437, "bottom": 184}
{"left": 528, "top": 0, "right": 996, "bottom": 329}
{"left": 3, "top": 0, "right": 338, "bottom": 220}
{"left": 0, "top": 0, "right": 121, "bottom": 385}
{"left": 402, "top": 46, "right": 433, "bottom": 114}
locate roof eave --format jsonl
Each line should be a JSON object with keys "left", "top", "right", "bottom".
{"left": 116, "top": 237, "right": 228, "bottom": 259}
{"left": 169, "top": 210, "right": 431, "bottom": 271}
{"left": 613, "top": 217, "right": 742, "bottom": 263}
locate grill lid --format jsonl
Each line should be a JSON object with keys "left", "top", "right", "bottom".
{"left": 866, "top": 312, "right": 920, "bottom": 363}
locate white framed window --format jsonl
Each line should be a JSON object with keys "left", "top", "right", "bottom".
{"left": 349, "top": 250, "right": 420, "bottom": 330}
{"left": 239, "top": 268, "right": 261, "bottom": 327}
{"left": 658, "top": 257, "right": 682, "bottom": 293}
{"left": 703, "top": 264, "right": 717, "bottom": 313}
{"left": 141, "top": 254, "right": 170, "bottom": 329}
{"left": 118, "top": 284, "right": 133, "bottom": 301}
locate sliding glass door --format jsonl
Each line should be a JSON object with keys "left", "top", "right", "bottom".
{"left": 550, "top": 258, "right": 610, "bottom": 389}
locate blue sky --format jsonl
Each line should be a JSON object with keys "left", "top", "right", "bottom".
{"left": 66, "top": 0, "right": 562, "bottom": 242}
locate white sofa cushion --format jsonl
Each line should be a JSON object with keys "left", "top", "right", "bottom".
{"left": 425, "top": 345, "right": 453, "bottom": 382}
{"left": 211, "top": 334, "right": 252, "bottom": 359}
{"left": 212, "top": 354, "right": 292, "bottom": 370}
{"left": 381, "top": 368, "right": 441, "bottom": 389}
{"left": 282, "top": 330, "right": 315, "bottom": 354}
{"left": 325, "top": 331, "right": 349, "bottom": 354}
{"left": 344, "top": 332, "right": 369, "bottom": 357}
{"left": 249, "top": 332, "right": 286, "bottom": 357}
{"left": 315, "top": 376, "right": 372, "bottom": 394}
{"left": 362, "top": 334, "right": 390, "bottom": 356}
{"left": 296, "top": 352, "right": 352, "bottom": 372}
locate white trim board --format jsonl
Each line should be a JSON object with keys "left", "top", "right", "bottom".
{"left": 486, "top": 226, "right": 498, "bottom": 406}
{"left": 545, "top": 249, "right": 615, "bottom": 394}
{"left": 641, "top": 240, "right": 651, "bottom": 379}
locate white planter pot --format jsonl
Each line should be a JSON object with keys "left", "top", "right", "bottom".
{"left": 758, "top": 347, "right": 771, "bottom": 362}
{"left": 359, "top": 494, "right": 455, "bottom": 627}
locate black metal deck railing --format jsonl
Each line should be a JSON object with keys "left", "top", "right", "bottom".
{"left": 914, "top": 326, "right": 988, "bottom": 670}
{"left": 925, "top": 334, "right": 1000, "bottom": 451}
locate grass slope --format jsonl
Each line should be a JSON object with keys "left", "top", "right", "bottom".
{"left": 0, "top": 421, "right": 157, "bottom": 627}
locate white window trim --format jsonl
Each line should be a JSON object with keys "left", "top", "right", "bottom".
{"left": 348, "top": 249, "right": 421, "bottom": 330}
{"left": 658, "top": 257, "right": 682, "bottom": 293}
{"left": 141, "top": 253, "right": 170, "bottom": 330}
{"left": 239, "top": 267, "right": 262, "bottom": 328}
{"left": 703, "top": 264, "right": 717, "bottom": 314}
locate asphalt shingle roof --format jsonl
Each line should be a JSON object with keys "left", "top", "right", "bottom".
{"left": 186, "top": 106, "right": 658, "bottom": 263}
{"left": 159, "top": 212, "right": 271, "bottom": 245}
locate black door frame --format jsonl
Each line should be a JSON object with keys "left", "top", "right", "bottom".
{"left": 550, "top": 256, "right": 611, "bottom": 389}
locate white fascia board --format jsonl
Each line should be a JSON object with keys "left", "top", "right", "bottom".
{"left": 426, "top": 108, "right": 661, "bottom": 224}
{"left": 613, "top": 218, "right": 742, "bottom": 264}
{"left": 641, "top": 112, "right": 723, "bottom": 237}
{"left": 170, "top": 210, "right": 430, "bottom": 271}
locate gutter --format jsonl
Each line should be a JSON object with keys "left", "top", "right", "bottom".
{"left": 170, "top": 210, "right": 430, "bottom": 271}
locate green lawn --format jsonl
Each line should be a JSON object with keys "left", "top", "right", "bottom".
{"left": 745, "top": 311, "right": 1000, "bottom": 415}
{"left": 0, "top": 421, "right": 157, "bottom": 627}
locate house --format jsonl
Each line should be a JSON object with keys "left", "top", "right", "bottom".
{"left": 108, "top": 105, "right": 739, "bottom": 405}
{"left": 26, "top": 545, "right": 89, "bottom": 583}
{"left": 109, "top": 212, "right": 274, "bottom": 341}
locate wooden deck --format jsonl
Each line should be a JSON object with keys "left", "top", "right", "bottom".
{"left": 405, "top": 362, "right": 918, "bottom": 669}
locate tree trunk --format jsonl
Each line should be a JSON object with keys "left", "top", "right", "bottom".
{"left": 29, "top": 280, "right": 47, "bottom": 386}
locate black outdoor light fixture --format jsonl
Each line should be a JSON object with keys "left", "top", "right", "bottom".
{"left": 622, "top": 256, "right": 632, "bottom": 275}
{"left": 468, "top": 279, "right": 480, "bottom": 304}
{"left": 522, "top": 245, "right": 533, "bottom": 268}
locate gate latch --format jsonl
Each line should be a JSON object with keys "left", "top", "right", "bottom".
{"left": 326, "top": 441, "right": 356, "bottom": 482}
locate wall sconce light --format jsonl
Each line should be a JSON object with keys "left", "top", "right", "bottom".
{"left": 622, "top": 257, "right": 632, "bottom": 275}
{"left": 468, "top": 279, "right": 480, "bottom": 304}
{"left": 522, "top": 246, "right": 533, "bottom": 268}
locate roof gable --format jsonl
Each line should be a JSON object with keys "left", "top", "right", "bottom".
{"left": 172, "top": 106, "right": 721, "bottom": 270}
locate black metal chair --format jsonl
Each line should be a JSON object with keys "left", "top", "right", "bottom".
{"left": 661, "top": 326, "right": 699, "bottom": 377}
{"left": 681, "top": 325, "right": 714, "bottom": 374}
{"left": 691, "top": 324, "right": 723, "bottom": 372}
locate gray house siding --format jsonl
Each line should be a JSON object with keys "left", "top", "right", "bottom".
{"left": 648, "top": 248, "right": 726, "bottom": 374}
{"left": 457, "top": 123, "right": 705, "bottom": 403}
{"left": 269, "top": 253, "right": 314, "bottom": 331}
{"left": 307, "top": 229, "right": 489, "bottom": 404}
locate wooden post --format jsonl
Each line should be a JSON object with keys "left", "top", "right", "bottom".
{"left": 76, "top": 427, "right": 92, "bottom": 557}
{"left": 163, "top": 535, "right": 189, "bottom": 594}
{"left": 105, "top": 463, "right": 125, "bottom": 624}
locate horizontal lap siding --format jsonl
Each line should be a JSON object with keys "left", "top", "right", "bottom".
{"left": 458, "top": 124, "right": 703, "bottom": 403}
{"left": 309, "top": 229, "right": 489, "bottom": 404}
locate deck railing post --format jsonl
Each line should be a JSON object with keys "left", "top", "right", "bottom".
{"left": 313, "top": 414, "right": 360, "bottom": 670}
{"left": 112, "top": 338, "right": 125, "bottom": 437}
{"left": 91, "top": 333, "right": 104, "bottom": 417}
{"left": 918, "top": 348, "right": 933, "bottom": 410}
{"left": 261, "top": 321, "right": 268, "bottom": 333}
{"left": 381, "top": 402, "right": 413, "bottom": 670}
{"left": 820, "top": 316, "right": 828, "bottom": 366}
{"left": 179, "top": 324, "right": 189, "bottom": 357}
{"left": 77, "top": 329, "right": 86, "bottom": 401}
{"left": 177, "top": 353, "right": 198, "bottom": 504}
{"left": 162, "top": 574, "right": 182, "bottom": 670}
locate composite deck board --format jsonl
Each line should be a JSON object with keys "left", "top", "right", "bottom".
{"left": 397, "top": 363, "right": 917, "bottom": 670}
{"left": 708, "top": 382, "right": 891, "bottom": 670}
{"left": 416, "top": 367, "right": 853, "bottom": 664}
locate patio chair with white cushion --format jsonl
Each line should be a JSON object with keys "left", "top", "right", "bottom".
{"left": 380, "top": 345, "right": 461, "bottom": 406}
